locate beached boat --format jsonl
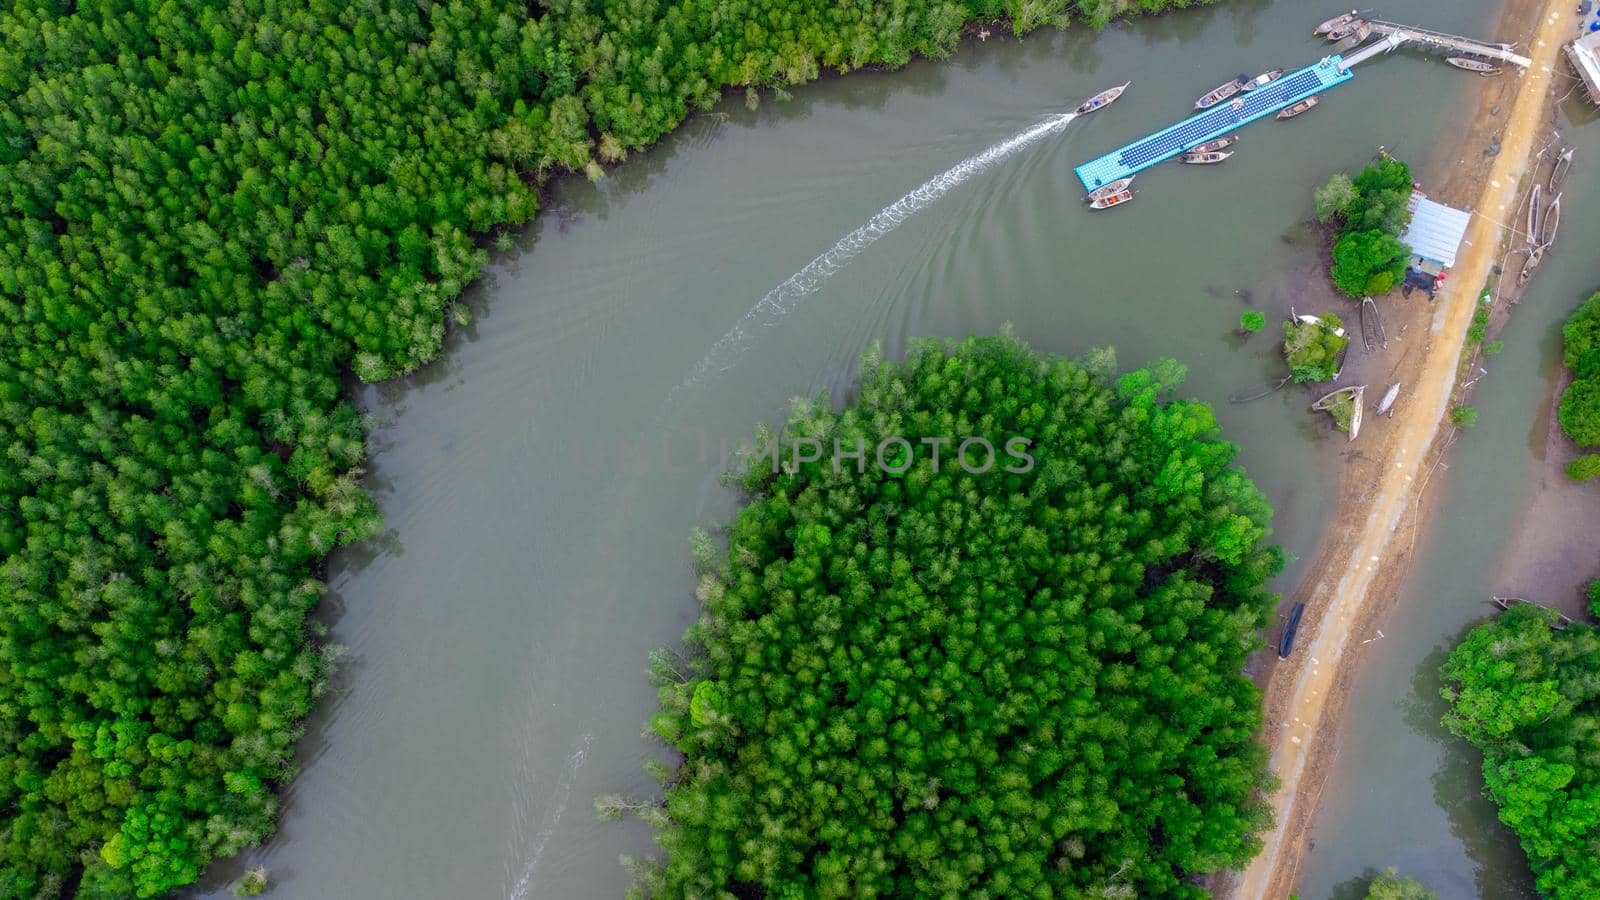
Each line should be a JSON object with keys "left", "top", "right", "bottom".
{"left": 1549, "top": 147, "right": 1574, "bottom": 192}
{"left": 1314, "top": 10, "right": 1359, "bottom": 35}
{"left": 1076, "top": 81, "right": 1130, "bottom": 115}
{"left": 1312, "top": 384, "right": 1366, "bottom": 441}
{"left": 1243, "top": 68, "right": 1286, "bottom": 90}
{"left": 1089, "top": 190, "right": 1133, "bottom": 210}
{"left": 1377, "top": 382, "right": 1401, "bottom": 416}
{"left": 1196, "top": 76, "right": 1248, "bottom": 109}
{"left": 1295, "top": 313, "right": 1346, "bottom": 338}
{"left": 1520, "top": 245, "right": 1543, "bottom": 285}
{"left": 1191, "top": 134, "right": 1238, "bottom": 153}
{"left": 1447, "top": 57, "right": 1501, "bottom": 75}
{"left": 1085, "top": 177, "right": 1133, "bottom": 202}
{"left": 1277, "top": 95, "right": 1320, "bottom": 119}
{"left": 1527, "top": 182, "right": 1543, "bottom": 241}
{"left": 1180, "top": 150, "right": 1233, "bottom": 164}
{"left": 1541, "top": 192, "right": 1561, "bottom": 247}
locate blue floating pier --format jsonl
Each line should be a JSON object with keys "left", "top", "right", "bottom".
{"left": 1074, "top": 56, "right": 1354, "bottom": 191}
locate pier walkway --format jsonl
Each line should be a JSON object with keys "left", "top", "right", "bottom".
{"left": 1365, "top": 20, "right": 1532, "bottom": 68}
{"left": 1074, "top": 57, "right": 1352, "bottom": 190}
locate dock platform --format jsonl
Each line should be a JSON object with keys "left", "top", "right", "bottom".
{"left": 1074, "top": 56, "right": 1354, "bottom": 191}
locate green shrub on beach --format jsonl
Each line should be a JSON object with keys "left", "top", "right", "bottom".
{"left": 1318, "top": 157, "right": 1414, "bottom": 297}
{"left": 1284, "top": 314, "right": 1349, "bottom": 383}
{"left": 1568, "top": 454, "right": 1600, "bottom": 482}
{"left": 1240, "top": 311, "right": 1267, "bottom": 333}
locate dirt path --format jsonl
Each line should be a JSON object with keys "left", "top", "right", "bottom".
{"left": 1225, "top": 3, "right": 1572, "bottom": 896}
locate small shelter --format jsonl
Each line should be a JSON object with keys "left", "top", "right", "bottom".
{"left": 1565, "top": 31, "right": 1600, "bottom": 105}
{"left": 1399, "top": 192, "right": 1471, "bottom": 297}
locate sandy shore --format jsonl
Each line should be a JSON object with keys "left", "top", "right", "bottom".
{"left": 1222, "top": 0, "right": 1574, "bottom": 895}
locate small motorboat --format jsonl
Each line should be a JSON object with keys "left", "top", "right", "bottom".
{"left": 1077, "top": 81, "right": 1130, "bottom": 115}
{"left": 1549, "top": 147, "right": 1574, "bottom": 191}
{"left": 1447, "top": 57, "right": 1501, "bottom": 75}
{"left": 1180, "top": 150, "right": 1233, "bottom": 164}
{"left": 1527, "top": 182, "right": 1543, "bottom": 241}
{"left": 1376, "top": 383, "right": 1401, "bottom": 417}
{"left": 1541, "top": 193, "right": 1562, "bottom": 248}
{"left": 1089, "top": 189, "right": 1134, "bottom": 210}
{"left": 1314, "top": 10, "right": 1359, "bottom": 35}
{"left": 1325, "top": 18, "right": 1369, "bottom": 40}
{"left": 1277, "top": 95, "right": 1320, "bottom": 119}
{"left": 1085, "top": 177, "right": 1133, "bottom": 202}
{"left": 1191, "top": 134, "right": 1238, "bottom": 153}
{"left": 1196, "top": 76, "right": 1248, "bottom": 109}
{"left": 1243, "top": 68, "right": 1286, "bottom": 90}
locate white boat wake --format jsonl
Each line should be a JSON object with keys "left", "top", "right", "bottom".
{"left": 664, "top": 110, "right": 1079, "bottom": 404}
{"left": 507, "top": 730, "right": 593, "bottom": 900}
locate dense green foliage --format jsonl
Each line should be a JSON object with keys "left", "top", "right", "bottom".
{"left": 0, "top": 0, "right": 1221, "bottom": 894}
{"left": 1283, "top": 313, "right": 1349, "bottom": 383}
{"left": 1317, "top": 157, "right": 1414, "bottom": 297}
{"left": 635, "top": 336, "right": 1284, "bottom": 897}
{"left": 1441, "top": 605, "right": 1600, "bottom": 899}
{"left": 1559, "top": 294, "right": 1600, "bottom": 453}
{"left": 1450, "top": 406, "right": 1479, "bottom": 428}
{"left": 1365, "top": 868, "right": 1436, "bottom": 899}
{"left": 1567, "top": 454, "right": 1600, "bottom": 482}
{"left": 1239, "top": 310, "right": 1266, "bottom": 333}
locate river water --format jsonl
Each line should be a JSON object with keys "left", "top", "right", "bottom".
{"left": 198, "top": 1, "right": 1533, "bottom": 896}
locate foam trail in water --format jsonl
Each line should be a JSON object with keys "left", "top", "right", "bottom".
{"left": 666, "top": 110, "right": 1078, "bottom": 403}
{"left": 508, "top": 730, "right": 594, "bottom": 900}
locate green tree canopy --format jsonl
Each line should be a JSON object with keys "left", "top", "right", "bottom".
{"left": 1284, "top": 313, "right": 1350, "bottom": 383}
{"left": 1331, "top": 229, "right": 1411, "bottom": 298}
{"left": 1317, "top": 157, "right": 1414, "bottom": 296}
{"left": 1442, "top": 606, "right": 1600, "bottom": 899}
{"left": 1366, "top": 867, "right": 1437, "bottom": 899}
{"left": 631, "top": 335, "right": 1284, "bottom": 898}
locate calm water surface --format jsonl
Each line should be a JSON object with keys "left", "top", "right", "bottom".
{"left": 196, "top": 0, "right": 1538, "bottom": 895}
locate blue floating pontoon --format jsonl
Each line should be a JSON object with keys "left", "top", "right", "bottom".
{"left": 1074, "top": 56, "right": 1354, "bottom": 190}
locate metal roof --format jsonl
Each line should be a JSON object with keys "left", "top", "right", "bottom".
{"left": 1400, "top": 193, "right": 1471, "bottom": 268}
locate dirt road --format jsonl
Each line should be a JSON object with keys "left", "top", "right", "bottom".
{"left": 1227, "top": 2, "right": 1572, "bottom": 896}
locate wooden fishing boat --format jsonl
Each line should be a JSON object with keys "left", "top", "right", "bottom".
{"left": 1085, "top": 177, "right": 1133, "bottom": 202}
{"left": 1325, "top": 18, "right": 1368, "bottom": 40}
{"left": 1520, "top": 245, "right": 1544, "bottom": 285}
{"left": 1549, "top": 148, "right": 1574, "bottom": 192}
{"left": 1277, "top": 95, "right": 1320, "bottom": 119}
{"left": 1243, "top": 68, "right": 1286, "bottom": 90}
{"left": 1312, "top": 385, "right": 1366, "bottom": 441}
{"left": 1541, "top": 192, "right": 1561, "bottom": 248}
{"left": 1196, "top": 76, "right": 1248, "bottom": 109}
{"left": 1527, "top": 182, "right": 1543, "bottom": 241}
{"left": 1191, "top": 134, "right": 1238, "bottom": 153}
{"left": 1447, "top": 57, "right": 1501, "bottom": 75}
{"left": 1180, "top": 150, "right": 1233, "bottom": 164}
{"left": 1278, "top": 601, "right": 1306, "bottom": 658}
{"left": 1076, "top": 81, "right": 1130, "bottom": 115}
{"left": 1295, "top": 313, "right": 1346, "bottom": 338}
{"left": 1314, "top": 10, "right": 1359, "bottom": 35}
{"left": 1377, "top": 383, "right": 1401, "bottom": 417}
{"left": 1089, "top": 189, "right": 1133, "bottom": 210}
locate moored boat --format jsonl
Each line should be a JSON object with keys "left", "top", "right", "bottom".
{"left": 1076, "top": 81, "right": 1130, "bottom": 115}
{"left": 1243, "top": 68, "right": 1286, "bottom": 90}
{"left": 1277, "top": 95, "right": 1320, "bottom": 119}
{"left": 1196, "top": 76, "right": 1248, "bottom": 109}
{"left": 1541, "top": 192, "right": 1561, "bottom": 247}
{"left": 1549, "top": 147, "right": 1574, "bottom": 191}
{"left": 1314, "top": 10, "right": 1359, "bottom": 35}
{"left": 1085, "top": 177, "right": 1133, "bottom": 202}
{"left": 1325, "top": 18, "right": 1368, "bottom": 40}
{"left": 1527, "top": 182, "right": 1543, "bottom": 241}
{"left": 1191, "top": 134, "right": 1238, "bottom": 153}
{"left": 1447, "top": 57, "right": 1501, "bottom": 74}
{"left": 1520, "top": 245, "right": 1543, "bottom": 285}
{"left": 1089, "top": 189, "right": 1133, "bottom": 210}
{"left": 1180, "top": 150, "right": 1233, "bottom": 164}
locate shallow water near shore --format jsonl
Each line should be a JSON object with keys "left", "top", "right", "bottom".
{"left": 193, "top": 0, "right": 1527, "bottom": 896}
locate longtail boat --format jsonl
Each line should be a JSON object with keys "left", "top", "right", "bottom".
{"left": 1541, "top": 193, "right": 1561, "bottom": 248}
{"left": 1076, "top": 81, "right": 1130, "bottom": 115}
{"left": 1549, "top": 148, "right": 1574, "bottom": 192}
{"left": 1527, "top": 182, "right": 1543, "bottom": 241}
{"left": 1278, "top": 601, "right": 1306, "bottom": 658}
{"left": 1243, "top": 68, "right": 1286, "bottom": 90}
{"left": 1277, "top": 95, "right": 1320, "bottom": 119}
{"left": 1312, "top": 385, "right": 1366, "bottom": 441}
{"left": 1377, "top": 383, "right": 1401, "bottom": 417}
{"left": 1196, "top": 76, "right": 1248, "bottom": 109}
{"left": 1180, "top": 150, "right": 1233, "bottom": 164}
{"left": 1325, "top": 18, "right": 1369, "bottom": 40}
{"left": 1314, "top": 10, "right": 1359, "bottom": 35}
{"left": 1085, "top": 177, "right": 1133, "bottom": 202}
{"left": 1089, "top": 189, "right": 1133, "bottom": 210}
{"left": 1191, "top": 134, "right": 1238, "bottom": 153}
{"left": 1520, "top": 245, "right": 1543, "bottom": 285}
{"left": 1447, "top": 57, "right": 1501, "bottom": 75}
